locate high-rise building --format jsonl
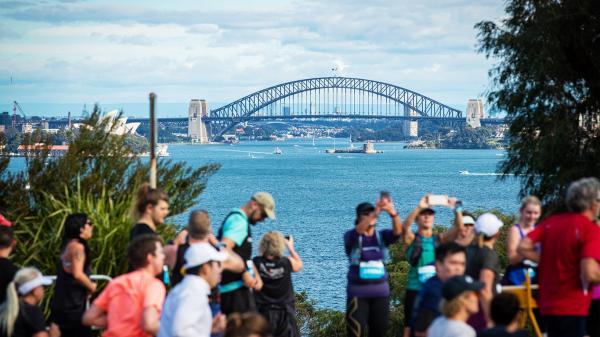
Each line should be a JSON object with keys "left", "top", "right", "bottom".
{"left": 188, "top": 99, "right": 210, "bottom": 143}
{"left": 466, "top": 99, "right": 485, "bottom": 128}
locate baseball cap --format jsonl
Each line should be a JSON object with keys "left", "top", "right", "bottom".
{"left": 442, "top": 275, "right": 485, "bottom": 301}
{"left": 475, "top": 213, "right": 503, "bottom": 237}
{"left": 462, "top": 215, "right": 475, "bottom": 226}
{"left": 356, "top": 202, "right": 376, "bottom": 217}
{"left": 252, "top": 192, "right": 276, "bottom": 219}
{"left": 0, "top": 214, "right": 12, "bottom": 227}
{"left": 419, "top": 208, "right": 436, "bottom": 215}
{"left": 183, "top": 243, "right": 227, "bottom": 270}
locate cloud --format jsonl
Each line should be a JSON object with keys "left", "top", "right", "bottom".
{"left": 0, "top": 24, "right": 22, "bottom": 40}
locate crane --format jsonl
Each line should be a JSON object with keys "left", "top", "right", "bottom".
{"left": 12, "top": 101, "right": 26, "bottom": 128}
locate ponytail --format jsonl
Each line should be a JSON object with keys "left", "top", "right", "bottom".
{"left": 131, "top": 183, "right": 168, "bottom": 221}
{"left": 0, "top": 282, "right": 20, "bottom": 336}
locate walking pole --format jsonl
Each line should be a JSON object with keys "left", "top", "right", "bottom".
{"left": 149, "top": 92, "right": 157, "bottom": 189}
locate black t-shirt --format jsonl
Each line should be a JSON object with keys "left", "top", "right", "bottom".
{"left": 252, "top": 256, "right": 294, "bottom": 306}
{"left": 130, "top": 223, "right": 155, "bottom": 240}
{"left": 0, "top": 301, "right": 47, "bottom": 337}
{"left": 478, "top": 326, "right": 528, "bottom": 337}
{"left": 0, "top": 258, "right": 18, "bottom": 303}
{"left": 466, "top": 244, "right": 501, "bottom": 293}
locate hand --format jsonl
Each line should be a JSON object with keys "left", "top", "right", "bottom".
{"left": 377, "top": 198, "right": 396, "bottom": 215}
{"left": 254, "top": 277, "right": 263, "bottom": 291}
{"left": 285, "top": 235, "right": 294, "bottom": 250}
{"left": 173, "top": 230, "right": 188, "bottom": 246}
{"left": 211, "top": 314, "right": 226, "bottom": 333}
{"left": 419, "top": 195, "right": 429, "bottom": 209}
{"left": 242, "top": 272, "right": 257, "bottom": 288}
{"left": 89, "top": 282, "right": 98, "bottom": 294}
{"left": 447, "top": 197, "right": 457, "bottom": 208}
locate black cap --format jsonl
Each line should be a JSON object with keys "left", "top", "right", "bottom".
{"left": 356, "top": 202, "right": 376, "bottom": 217}
{"left": 419, "top": 208, "right": 436, "bottom": 215}
{"left": 442, "top": 275, "right": 485, "bottom": 301}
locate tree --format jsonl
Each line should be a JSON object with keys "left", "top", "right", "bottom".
{"left": 476, "top": 0, "right": 600, "bottom": 212}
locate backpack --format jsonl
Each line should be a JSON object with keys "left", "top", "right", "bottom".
{"left": 409, "top": 233, "right": 440, "bottom": 267}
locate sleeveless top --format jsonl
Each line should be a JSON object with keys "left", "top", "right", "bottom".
{"left": 217, "top": 210, "right": 252, "bottom": 286}
{"left": 503, "top": 224, "right": 538, "bottom": 285}
{"left": 50, "top": 239, "right": 91, "bottom": 326}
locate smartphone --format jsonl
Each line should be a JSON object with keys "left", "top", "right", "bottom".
{"left": 380, "top": 191, "right": 391, "bottom": 201}
{"left": 428, "top": 195, "right": 449, "bottom": 206}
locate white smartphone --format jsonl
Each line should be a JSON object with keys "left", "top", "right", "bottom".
{"left": 428, "top": 195, "right": 448, "bottom": 206}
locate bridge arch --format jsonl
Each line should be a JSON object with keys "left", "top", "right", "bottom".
{"left": 207, "top": 77, "right": 462, "bottom": 138}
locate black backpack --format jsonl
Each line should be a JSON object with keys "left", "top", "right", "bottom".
{"left": 408, "top": 233, "right": 440, "bottom": 267}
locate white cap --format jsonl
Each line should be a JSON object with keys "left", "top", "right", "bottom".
{"left": 463, "top": 215, "right": 475, "bottom": 225}
{"left": 475, "top": 213, "right": 503, "bottom": 237}
{"left": 183, "top": 242, "right": 227, "bottom": 270}
{"left": 18, "top": 273, "right": 53, "bottom": 295}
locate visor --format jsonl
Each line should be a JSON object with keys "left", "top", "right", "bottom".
{"left": 18, "top": 275, "right": 53, "bottom": 295}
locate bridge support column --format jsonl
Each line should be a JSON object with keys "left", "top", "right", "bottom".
{"left": 402, "top": 105, "right": 418, "bottom": 138}
{"left": 466, "top": 99, "right": 484, "bottom": 128}
{"left": 188, "top": 99, "right": 211, "bottom": 143}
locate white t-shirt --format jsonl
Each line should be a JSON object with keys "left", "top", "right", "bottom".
{"left": 427, "top": 316, "right": 476, "bottom": 337}
{"left": 158, "top": 275, "right": 212, "bottom": 337}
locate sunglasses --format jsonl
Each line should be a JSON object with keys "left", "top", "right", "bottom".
{"left": 464, "top": 223, "right": 475, "bottom": 227}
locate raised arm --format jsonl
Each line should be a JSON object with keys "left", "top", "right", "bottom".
{"left": 378, "top": 197, "right": 402, "bottom": 236}
{"left": 439, "top": 198, "right": 464, "bottom": 243}
{"left": 403, "top": 196, "right": 428, "bottom": 244}
{"left": 285, "top": 236, "right": 303, "bottom": 272}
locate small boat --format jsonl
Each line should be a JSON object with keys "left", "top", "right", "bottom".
{"left": 157, "top": 144, "right": 170, "bottom": 157}
{"left": 459, "top": 170, "right": 470, "bottom": 175}
{"left": 248, "top": 152, "right": 257, "bottom": 159}
{"left": 274, "top": 147, "right": 283, "bottom": 155}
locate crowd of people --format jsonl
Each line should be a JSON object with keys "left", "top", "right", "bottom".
{"left": 0, "top": 176, "right": 599, "bottom": 337}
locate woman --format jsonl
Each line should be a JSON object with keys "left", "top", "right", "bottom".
{"left": 345, "top": 198, "right": 402, "bottom": 337}
{"left": 504, "top": 196, "right": 541, "bottom": 285}
{"left": 252, "top": 231, "right": 303, "bottom": 337}
{"left": 0, "top": 267, "right": 53, "bottom": 337}
{"left": 454, "top": 211, "right": 476, "bottom": 247}
{"left": 465, "top": 213, "right": 503, "bottom": 332}
{"left": 50, "top": 213, "right": 96, "bottom": 337}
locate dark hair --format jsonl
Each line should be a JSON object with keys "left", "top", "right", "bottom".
{"left": 127, "top": 234, "right": 162, "bottom": 270}
{"left": 435, "top": 242, "right": 466, "bottom": 263}
{"left": 0, "top": 226, "right": 14, "bottom": 249}
{"left": 62, "top": 213, "right": 92, "bottom": 267}
{"left": 354, "top": 202, "right": 376, "bottom": 226}
{"left": 490, "top": 292, "right": 520, "bottom": 326}
{"left": 188, "top": 210, "right": 211, "bottom": 240}
{"left": 133, "top": 183, "right": 169, "bottom": 220}
{"left": 225, "top": 312, "right": 272, "bottom": 337}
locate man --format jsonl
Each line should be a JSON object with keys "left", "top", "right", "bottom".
{"left": 82, "top": 235, "right": 166, "bottom": 337}
{"left": 518, "top": 177, "right": 600, "bottom": 337}
{"left": 217, "top": 192, "right": 275, "bottom": 315}
{"left": 427, "top": 275, "right": 484, "bottom": 337}
{"left": 165, "top": 210, "right": 244, "bottom": 287}
{"left": 412, "top": 242, "right": 466, "bottom": 337}
{"left": 0, "top": 215, "right": 18, "bottom": 303}
{"left": 130, "top": 184, "right": 170, "bottom": 240}
{"left": 158, "top": 243, "right": 227, "bottom": 337}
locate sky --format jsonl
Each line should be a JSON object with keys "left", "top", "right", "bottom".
{"left": 0, "top": 0, "right": 506, "bottom": 117}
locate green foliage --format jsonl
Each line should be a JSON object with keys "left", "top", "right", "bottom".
{"left": 0, "top": 104, "right": 220, "bottom": 281}
{"left": 476, "top": 0, "right": 600, "bottom": 212}
{"left": 295, "top": 292, "right": 346, "bottom": 337}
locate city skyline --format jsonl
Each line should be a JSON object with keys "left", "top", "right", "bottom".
{"left": 1, "top": 0, "right": 504, "bottom": 116}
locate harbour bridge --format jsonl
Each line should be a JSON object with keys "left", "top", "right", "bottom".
{"left": 194, "top": 76, "right": 503, "bottom": 141}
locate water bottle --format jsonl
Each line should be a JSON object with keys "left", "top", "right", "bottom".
{"left": 162, "top": 265, "right": 170, "bottom": 286}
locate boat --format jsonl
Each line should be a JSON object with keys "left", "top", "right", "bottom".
{"left": 325, "top": 139, "right": 337, "bottom": 154}
{"left": 459, "top": 170, "right": 470, "bottom": 175}
{"left": 248, "top": 152, "right": 257, "bottom": 159}
{"left": 157, "top": 144, "right": 170, "bottom": 157}
{"left": 274, "top": 147, "right": 283, "bottom": 155}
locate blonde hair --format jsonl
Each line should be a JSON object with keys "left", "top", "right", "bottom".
{"left": 520, "top": 195, "right": 542, "bottom": 211}
{"left": 0, "top": 267, "right": 44, "bottom": 336}
{"left": 258, "top": 231, "right": 286, "bottom": 258}
{"left": 440, "top": 292, "right": 471, "bottom": 318}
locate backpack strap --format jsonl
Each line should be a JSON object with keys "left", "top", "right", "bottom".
{"left": 350, "top": 231, "right": 389, "bottom": 265}
{"left": 217, "top": 210, "right": 248, "bottom": 241}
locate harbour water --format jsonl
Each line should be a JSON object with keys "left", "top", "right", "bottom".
{"left": 6, "top": 139, "right": 520, "bottom": 310}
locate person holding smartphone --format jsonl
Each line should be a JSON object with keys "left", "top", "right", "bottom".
{"left": 345, "top": 194, "right": 402, "bottom": 337}
{"left": 401, "top": 194, "right": 465, "bottom": 337}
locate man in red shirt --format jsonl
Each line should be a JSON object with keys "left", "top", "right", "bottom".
{"left": 83, "top": 235, "right": 166, "bottom": 337}
{"left": 518, "top": 177, "right": 600, "bottom": 337}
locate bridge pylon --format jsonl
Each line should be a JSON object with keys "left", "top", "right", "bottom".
{"left": 188, "top": 99, "right": 211, "bottom": 143}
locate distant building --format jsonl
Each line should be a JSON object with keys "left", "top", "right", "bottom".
{"left": 21, "top": 123, "right": 33, "bottom": 133}
{"left": 188, "top": 99, "right": 210, "bottom": 143}
{"left": 17, "top": 144, "right": 69, "bottom": 157}
{"left": 466, "top": 99, "right": 485, "bottom": 128}
{"left": 0, "top": 125, "right": 4, "bottom": 133}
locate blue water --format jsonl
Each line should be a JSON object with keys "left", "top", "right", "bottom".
{"left": 6, "top": 139, "right": 520, "bottom": 309}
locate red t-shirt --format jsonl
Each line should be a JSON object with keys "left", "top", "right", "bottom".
{"left": 528, "top": 212, "right": 600, "bottom": 316}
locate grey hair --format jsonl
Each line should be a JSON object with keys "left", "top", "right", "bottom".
{"left": 566, "top": 177, "right": 600, "bottom": 212}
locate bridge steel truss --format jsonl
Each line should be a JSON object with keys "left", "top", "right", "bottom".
{"left": 207, "top": 77, "right": 463, "bottom": 138}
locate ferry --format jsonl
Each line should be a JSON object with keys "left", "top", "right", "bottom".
{"left": 274, "top": 147, "right": 283, "bottom": 155}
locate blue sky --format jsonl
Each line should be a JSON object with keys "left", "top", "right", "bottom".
{"left": 0, "top": 0, "right": 505, "bottom": 116}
